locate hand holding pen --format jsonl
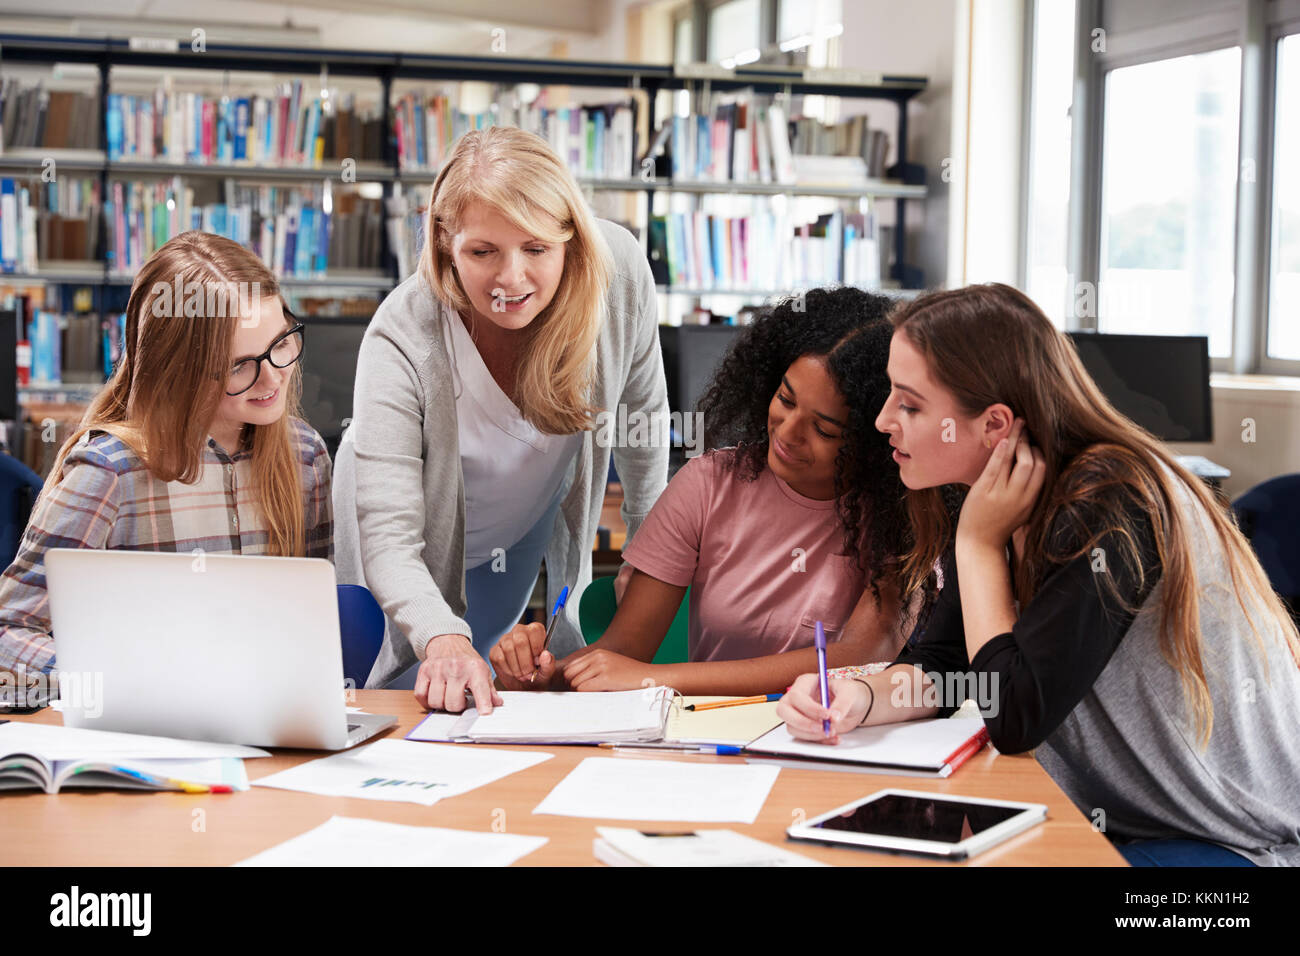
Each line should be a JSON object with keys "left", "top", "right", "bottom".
{"left": 532, "top": 586, "right": 569, "bottom": 685}
{"left": 488, "top": 586, "right": 569, "bottom": 690}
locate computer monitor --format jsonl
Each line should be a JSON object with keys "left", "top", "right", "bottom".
{"left": 298, "top": 317, "right": 369, "bottom": 458}
{"left": 657, "top": 325, "right": 742, "bottom": 415}
{"left": 1066, "top": 332, "right": 1212, "bottom": 442}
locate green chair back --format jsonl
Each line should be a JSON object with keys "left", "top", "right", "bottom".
{"left": 577, "top": 575, "right": 689, "bottom": 665}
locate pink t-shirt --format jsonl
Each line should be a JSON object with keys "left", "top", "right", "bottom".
{"left": 622, "top": 448, "right": 866, "bottom": 662}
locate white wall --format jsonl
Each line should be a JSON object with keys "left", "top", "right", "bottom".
{"left": 1169, "top": 379, "right": 1300, "bottom": 499}
{"left": 938, "top": 0, "right": 1030, "bottom": 288}
{"left": 839, "top": 0, "right": 959, "bottom": 289}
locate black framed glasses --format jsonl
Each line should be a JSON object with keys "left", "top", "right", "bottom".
{"left": 226, "top": 322, "right": 306, "bottom": 396}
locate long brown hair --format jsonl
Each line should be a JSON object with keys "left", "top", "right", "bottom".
{"left": 421, "top": 125, "right": 612, "bottom": 434}
{"left": 890, "top": 282, "right": 1300, "bottom": 745}
{"left": 47, "top": 231, "right": 308, "bottom": 556}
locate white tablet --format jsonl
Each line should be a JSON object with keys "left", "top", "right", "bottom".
{"left": 786, "top": 788, "right": 1048, "bottom": 861}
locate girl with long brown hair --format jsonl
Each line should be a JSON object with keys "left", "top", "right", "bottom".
{"left": 779, "top": 282, "right": 1300, "bottom": 867}
{"left": 0, "top": 231, "right": 333, "bottom": 674}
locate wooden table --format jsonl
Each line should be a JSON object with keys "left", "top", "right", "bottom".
{"left": 0, "top": 690, "right": 1126, "bottom": 866}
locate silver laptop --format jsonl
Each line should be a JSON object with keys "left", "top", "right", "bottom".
{"left": 44, "top": 549, "right": 397, "bottom": 750}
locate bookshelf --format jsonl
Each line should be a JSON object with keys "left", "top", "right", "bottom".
{"left": 0, "top": 32, "right": 929, "bottom": 285}
{"left": 0, "top": 33, "right": 930, "bottom": 462}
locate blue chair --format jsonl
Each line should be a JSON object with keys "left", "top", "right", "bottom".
{"left": 0, "top": 451, "right": 44, "bottom": 570}
{"left": 337, "top": 584, "right": 386, "bottom": 686}
{"left": 1232, "top": 473, "right": 1300, "bottom": 623}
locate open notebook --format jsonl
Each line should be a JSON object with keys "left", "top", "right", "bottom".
{"left": 745, "top": 718, "right": 989, "bottom": 778}
{"left": 408, "top": 687, "right": 676, "bottom": 745}
{"left": 663, "top": 696, "right": 784, "bottom": 746}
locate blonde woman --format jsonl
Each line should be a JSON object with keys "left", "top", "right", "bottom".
{"left": 333, "top": 126, "right": 669, "bottom": 711}
{"left": 0, "top": 231, "right": 333, "bottom": 674}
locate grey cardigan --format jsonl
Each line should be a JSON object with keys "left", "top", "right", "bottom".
{"left": 332, "top": 218, "right": 669, "bottom": 687}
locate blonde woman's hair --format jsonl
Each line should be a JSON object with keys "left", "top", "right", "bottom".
{"left": 46, "top": 231, "right": 309, "bottom": 556}
{"left": 421, "top": 125, "right": 613, "bottom": 434}
{"left": 889, "top": 283, "right": 1300, "bottom": 747}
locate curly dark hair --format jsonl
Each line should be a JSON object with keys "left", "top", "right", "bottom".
{"left": 694, "top": 286, "right": 914, "bottom": 606}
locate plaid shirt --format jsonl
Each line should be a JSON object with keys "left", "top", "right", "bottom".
{"left": 0, "top": 416, "right": 333, "bottom": 673}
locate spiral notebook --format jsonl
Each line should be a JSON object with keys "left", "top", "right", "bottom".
{"left": 408, "top": 687, "right": 677, "bottom": 745}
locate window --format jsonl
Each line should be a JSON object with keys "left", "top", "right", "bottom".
{"left": 1099, "top": 47, "right": 1241, "bottom": 356}
{"left": 674, "top": 12, "right": 694, "bottom": 64}
{"left": 777, "top": 0, "right": 842, "bottom": 66}
{"left": 775, "top": 0, "right": 841, "bottom": 121}
{"left": 708, "top": 0, "right": 762, "bottom": 66}
{"left": 1268, "top": 32, "right": 1300, "bottom": 361}
{"left": 1023, "top": 0, "right": 1077, "bottom": 325}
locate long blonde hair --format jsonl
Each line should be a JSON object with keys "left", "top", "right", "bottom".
{"left": 47, "top": 231, "right": 309, "bottom": 556}
{"left": 421, "top": 126, "right": 612, "bottom": 434}
{"left": 890, "top": 283, "right": 1300, "bottom": 746}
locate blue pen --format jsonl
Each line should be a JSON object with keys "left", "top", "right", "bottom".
{"left": 530, "top": 585, "right": 570, "bottom": 684}
{"left": 815, "top": 620, "right": 830, "bottom": 736}
{"left": 602, "top": 744, "right": 743, "bottom": 756}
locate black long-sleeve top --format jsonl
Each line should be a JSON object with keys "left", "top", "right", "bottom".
{"left": 891, "top": 502, "right": 1162, "bottom": 754}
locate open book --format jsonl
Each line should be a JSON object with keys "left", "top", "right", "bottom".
{"left": 0, "top": 721, "right": 265, "bottom": 793}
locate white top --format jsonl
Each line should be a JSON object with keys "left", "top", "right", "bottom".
{"left": 444, "top": 311, "right": 582, "bottom": 569}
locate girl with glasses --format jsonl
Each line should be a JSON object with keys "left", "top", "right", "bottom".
{"left": 0, "top": 231, "right": 333, "bottom": 676}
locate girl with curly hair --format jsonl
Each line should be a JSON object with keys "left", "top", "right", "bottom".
{"left": 491, "top": 286, "right": 919, "bottom": 695}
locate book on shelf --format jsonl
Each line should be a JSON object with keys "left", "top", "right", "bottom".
{"left": 0, "top": 175, "right": 102, "bottom": 270}
{"left": 104, "top": 177, "right": 383, "bottom": 278}
{"left": 650, "top": 204, "right": 881, "bottom": 293}
{"left": 666, "top": 94, "right": 895, "bottom": 188}
{"left": 0, "top": 178, "right": 40, "bottom": 273}
{"left": 384, "top": 183, "right": 428, "bottom": 280}
{"left": 789, "top": 114, "right": 891, "bottom": 178}
{"left": 107, "top": 82, "right": 384, "bottom": 168}
{"left": 667, "top": 99, "right": 798, "bottom": 186}
{"left": 28, "top": 308, "right": 61, "bottom": 385}
{"left": 0, "top": 80, "right": 99, "bottom": 151}
{"left": 392, "top": 90, "right": 637, "bottom": 180}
